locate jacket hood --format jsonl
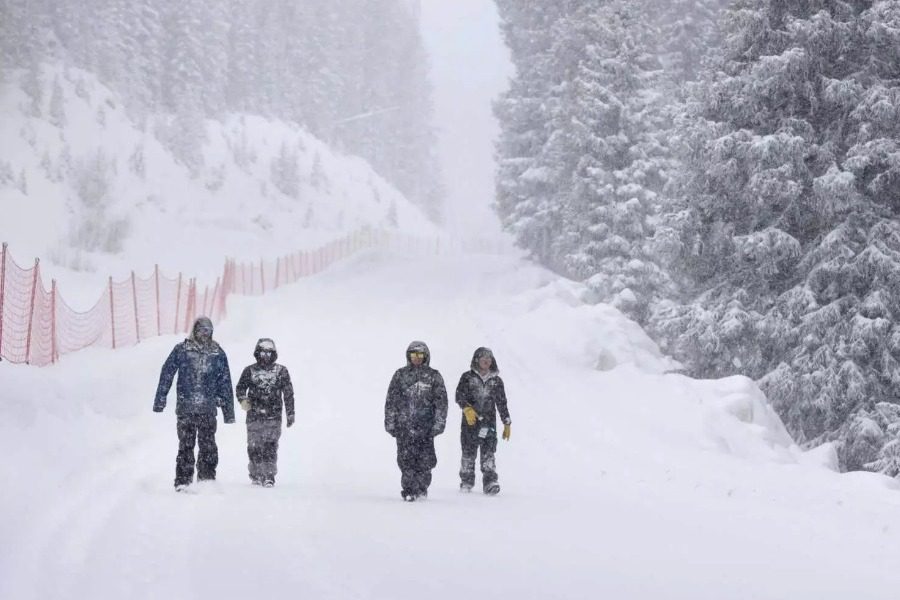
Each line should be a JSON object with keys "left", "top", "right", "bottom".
{"left": 254, "top": 338, "right": 278, "bottom": 363}
{"left": 189, "top": 317, "right": 214, "bottom": 342}
{"left": 470, "top": 347, "right": 498, "bottom": 374}
{"left": 406, "top": 340, "right": 431, "bottom": 367}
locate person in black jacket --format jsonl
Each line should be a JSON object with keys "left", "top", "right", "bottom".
{"left": 384, "top": 341, "right": 448, "bottom": 501}
{"left": 154, "top": 316, "right": 235, "bottom": 491}
{"left": 456, "top": 347, "right": 511, "bottom": 495}
{"left": 235, "top": 338, "right": 295, "bottom": 487}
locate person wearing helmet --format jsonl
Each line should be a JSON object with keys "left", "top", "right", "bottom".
{"left": 235, "top": 338, "right": 295, "bottom": 487}
{"left": 384, "top": 341, "right": 448, "bottom": 501}
{"left": 455, "top": 347, "right": 511, "bottom": 495}
{"left": 154, "top": 316, "right": 235, "bottom": 491}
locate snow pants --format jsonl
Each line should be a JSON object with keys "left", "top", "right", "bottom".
{"left": 175, "top": 413, "right": 218, "bottom": 486}
{"left": 395, "top": 433, "right": 437, "bottom": 496}
{"left": 247, "top": 419, "right": 282, "bottom": 484}
{"left": 460, "top": 424, "right": 498, "bottom": 490}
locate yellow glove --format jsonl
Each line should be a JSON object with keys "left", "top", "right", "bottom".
{"left": 463, "top": 406, "right": 478, "bottom": 427}
{"left": 502, "top": 423, "right": 511, "bottom": 440}
{"left": 240, "top": 398, "right": 250, "bottom": 412}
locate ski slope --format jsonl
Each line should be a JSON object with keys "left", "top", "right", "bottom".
{"left": 2, "top": 248, "right": 900, "bottom": 600}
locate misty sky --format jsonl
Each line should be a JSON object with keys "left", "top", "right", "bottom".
{"left": 419, "top": 0, "right": 511, "bottom": 235}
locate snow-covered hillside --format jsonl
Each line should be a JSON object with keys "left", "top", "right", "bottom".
{"left": 2, "top": 247, "right": 899, "bottom": 600}
{"left": 0, "top": 64, "right": 436, "bottom": 294}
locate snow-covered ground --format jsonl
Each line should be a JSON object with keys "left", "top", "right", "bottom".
{"left": 2, "top": 247, "right": 900, "bottom": 600}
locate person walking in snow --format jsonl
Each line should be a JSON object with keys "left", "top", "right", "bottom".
{"left": 456, "top": 347, "right": 511, "bottom": 495}
{"left": 153, "top": 316, "right": 235, "bottom": 491}
{"left": 235, "top": 338, "right": 295, "bottom": 487}
{"left": 384, "top": 341, "right": 448, "bottom": 501}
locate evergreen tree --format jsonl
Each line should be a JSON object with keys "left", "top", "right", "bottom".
{"left": 657, "top": 0, "right": 900, "bottom": 472}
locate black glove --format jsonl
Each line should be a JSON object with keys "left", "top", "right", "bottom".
{"left": 224, "top": 417, "right": 235, "bottom": 424}
{"left": 286, "top": 414, "right": 295, "bottom": 428}
{"left": 153, "top": 405, "right": 164, "bottom": 413}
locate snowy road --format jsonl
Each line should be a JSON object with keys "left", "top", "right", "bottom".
{"left": 2, "top": 250, "right": 900, "bottom": 600}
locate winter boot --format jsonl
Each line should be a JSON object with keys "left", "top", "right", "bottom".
{"left": 459, "top": 483, "right": 473, "bottom": 493}
{"left": 484, "top": 482, "right": 500, "bottom": 495}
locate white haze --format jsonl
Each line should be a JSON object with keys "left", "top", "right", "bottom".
{"left": 419, "top": 0, "right": 512, "bottom": 237}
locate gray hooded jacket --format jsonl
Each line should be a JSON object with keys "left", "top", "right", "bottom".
{"left": 384, "top": 341, "right": 448, "bottom": 438}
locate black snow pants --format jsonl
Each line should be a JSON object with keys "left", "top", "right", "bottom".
{"left": 396, "top": 433, "right": 437, "bottom": 496}
{"left": 175, "top": 413, "right": 218, "bottom": 486}
{"left": 247, "top": 419, "right": 282, "bottom": 483}
{"left": 460, "top": 424, "right": 498, "bottom": 490}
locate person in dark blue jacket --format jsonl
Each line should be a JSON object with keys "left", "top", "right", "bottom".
{"left": 384, "top": 341, "right": 448, "bottom": 501}
{"left": 154, "top": 316, "right": 235, "bottom": 491}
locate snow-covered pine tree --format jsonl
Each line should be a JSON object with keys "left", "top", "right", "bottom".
{"left": 270, "top": 142, "right": 300, "bottom": 199}
{"left": 493, "top": 1, "right": 573, "bottom": 265}
{"left": 495, "top": 0, "right": 680, "bottom": 322}
{"left": 657, "top": 0, "right": 900, "bottom": 472}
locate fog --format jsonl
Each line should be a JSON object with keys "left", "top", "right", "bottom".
{"left": 419, "top": 0, "right": 512, "bottom": 237}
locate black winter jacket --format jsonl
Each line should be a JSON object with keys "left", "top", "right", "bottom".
{"left": 385, "top": 341, "right": 448, "bottom": 438}
{"left": 455, "top": 362, "right": 510, "bottom": 430}
{"left": 236, "top": 363, "right": 294, "bottom": 423}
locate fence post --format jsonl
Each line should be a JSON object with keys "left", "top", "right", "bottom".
{"left": 24, "top": 259, "right": 40, "bottom": 363}
{"left": 108, "top": 275, "right": 117, "bottom": 349}
{"left": 174, "top": 273, "right": 183, "bottom": 334}
{"left": 211, "top": 277, "right": 220, "bottom": 321}
{"left": 154, "top": 264, "right": 161, "bottom": 336}
{"left": 51, "top": 279, "right": 57, "bottom": 363}
{"left": 0, "top": 242, "right": 6, "bottom": 359}
{"left": 131, "top": 270, "right": 140, "bottom": 343}
{"left": 260, "top": 258, "right": 265, "bottom": 294}
{"left": 184, "top": 279, "right": 195, "bottom": 332}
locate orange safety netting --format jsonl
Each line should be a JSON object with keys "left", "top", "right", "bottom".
{"left": 0, "top": 228, "right": 386, "bottom": 366}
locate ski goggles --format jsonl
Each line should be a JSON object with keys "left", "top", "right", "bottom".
{"left": 409, "top": 351, "right": 426, "bottom": 359}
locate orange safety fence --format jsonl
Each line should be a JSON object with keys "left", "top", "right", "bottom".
{"left": 0, "top": 228, "right": 390, "bottom": 366}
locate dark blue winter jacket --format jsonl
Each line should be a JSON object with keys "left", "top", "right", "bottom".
{"left": 154, "top": 320, "right": 235, "bottom": 421}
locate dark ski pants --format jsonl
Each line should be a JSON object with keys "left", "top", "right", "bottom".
{"left": 247, "top": 419, "right": 282, "bottom": 483}
{"left": 175, "top": 414, "right": 218, "bottom": 486}
{"left": 460, "top": 425, "right": 498, "bottom": 489}
{"left": 396, "top": 434, "right": 437, "bottom": 496}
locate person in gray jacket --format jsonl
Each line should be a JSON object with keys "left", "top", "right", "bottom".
{"left": 235, "top": 338, "right": 295, "bottom": 487}
{"left": 154, "top": 316, "right": 235, "bottom": 491}
{"left": 384, "top": 341, "right": 448, "bottom": 501}
{"left": 455, "top": 347, "right": 511, "bottom": 495}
